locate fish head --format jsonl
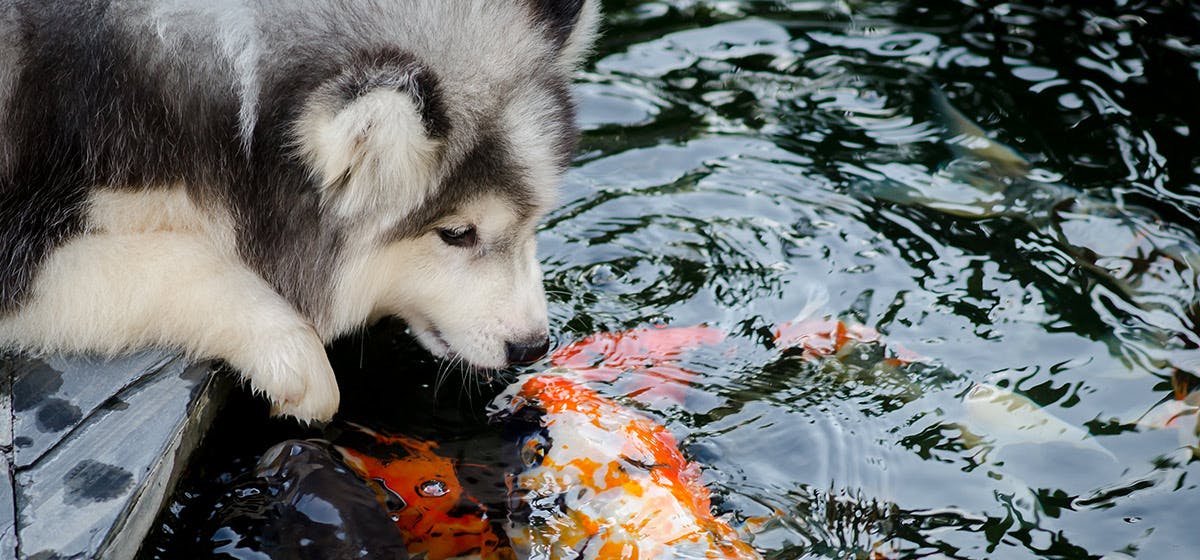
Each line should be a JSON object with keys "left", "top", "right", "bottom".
{"left": 336, "top": 434, "right": 508, "bottom": 559}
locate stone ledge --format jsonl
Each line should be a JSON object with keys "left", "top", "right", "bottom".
{"left": 0, "top": 353, "right": 232, "bottom": 560}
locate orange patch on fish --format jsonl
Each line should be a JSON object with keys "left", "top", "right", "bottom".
{"left": 773, "top": 318, "right": 923, "bottom": 364}
{"left": 336, "top": 429, "right": 514, "bottom": 560}
{"left": 497, "top": 372, "right": 762, "bottom": 559}
{"left": 549, "top": 325, "right": 726, "bottom": 404}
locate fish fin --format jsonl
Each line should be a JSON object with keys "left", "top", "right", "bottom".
{"left": 929, "top": 86, "right": 1029, "bottom": 175}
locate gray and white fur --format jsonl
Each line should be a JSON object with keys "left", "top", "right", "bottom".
{"left": 0, "top": 0, "right": 601, "bottom": 422}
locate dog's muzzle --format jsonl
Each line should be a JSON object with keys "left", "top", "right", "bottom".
{"left": 505, "top": 335, "right": 550, "bottom": 365}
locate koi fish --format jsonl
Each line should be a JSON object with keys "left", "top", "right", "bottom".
{"left": 1129, "top": 370, "right": 1200, "bottom": 452}
{"left": 1136, "top": 399, "right": 1199, "bottom": 434}
{"left": 320, "top": 319, "right": 904, "bottom": 559}
{"left": 962, "top": 383, "right": 1115, "bottom": 460}
{"left": 548, "top": 324, "right": 727, "bottom": 404}
{"left": 206, "top": 439, "right": 413, "bottom": 559}
{"left": 335, "top": 425, "right": 515, "bottom": 560}
{"left": 490, "top": 370, "right": 762, "bottom": 560}
{"left": 547, "top": 318, "right": 922, "bottom": 404}
{"left": 772, "top": 318, "right": 923, "bottom": 365}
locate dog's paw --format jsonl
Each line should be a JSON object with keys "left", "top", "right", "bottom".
{"left": 235, "top": 326, "right": 341, "bottom": 424}
{"left": 266, "top": 359, "right": 341, "bottom": 425}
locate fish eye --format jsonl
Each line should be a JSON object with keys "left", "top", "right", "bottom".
{"left": 418, "top": 479, "right": 449, "bottom": 497}
{"left": 520, "top": 435, "right": 547, "bottom": 468}
{"left": 436, "top": 226, "right": 477, "bottom": 247}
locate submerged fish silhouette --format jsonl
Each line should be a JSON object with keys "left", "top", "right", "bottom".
{"left": 547, "top": 324, "right": 727, "bottom": 404}
{"left": 772, "top": 317, "right": 923, "bottom": 365}
{"left": 206, "top": 439, "right": 412, "bottom": 559}
{"left": 962, "top": 383, "right": 1115, "bottom": 460}
{"left": 861, "top": 84, "right": 1200, "bottom": 376}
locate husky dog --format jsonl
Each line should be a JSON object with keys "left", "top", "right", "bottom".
{"left": 0, "top": 0, "right": 601, "bottom": 422}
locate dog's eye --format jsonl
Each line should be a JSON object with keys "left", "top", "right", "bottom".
{"left": 437, "top": 226, "right": 477, "bottom": 247}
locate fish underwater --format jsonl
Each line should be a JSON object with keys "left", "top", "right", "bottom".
{"left": 770, "top": 321, "right": 1119, "bottom": 462}
{"left": 855, "top": 84, "right": 1200, "bottom": 379}
{"left": 203, "top": 425, "right": 510, "bottom": 560}
{"left": 205, "top": 439, "right": 413, "bottom": 559}
{"left": 490, "top": 371, "right": 762, "bottom": 560}
{"left": 206, "top": 319, "right": 928, "bottom": 559}
{"left": 334, "top": 425, "right": 515, "bottom": 560}
{"left": 483, "top": 319, "right": 927, "bottom": 560}
{"left": 772, "top": 317, "right": 923, "bottom": 365}
{"left": 1128, "top": 370, "right": 1200, "bottom": 455}
{"left": 961, "top": 383, "right": 1115, "bottom": 461}
{"left": 545, "top": 324, "right": 728, "bottom": 405}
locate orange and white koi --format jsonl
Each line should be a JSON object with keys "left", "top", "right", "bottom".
{"left": 328, "top": 319, "right": 906, "bottom": 559}
{"left": 548, "top": 324, "right": 727, "bottom": 404}
{"left": 490, "top": 371, "right": 762, "bottom": 560}
{"left": 552, "top": 319, "right": 921, "bottom": 382}
{"left": 486, "top": 319, "right": 920, "bottom": 559}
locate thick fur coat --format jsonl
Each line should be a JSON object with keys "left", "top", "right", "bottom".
{"left": 0, "top": 0, "right": 601, "bottom": 422}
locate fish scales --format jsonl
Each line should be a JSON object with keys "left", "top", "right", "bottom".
{"left": 492, "top": 371, "right": 762, "bottom": 560}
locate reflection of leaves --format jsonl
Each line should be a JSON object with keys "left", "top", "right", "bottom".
{"left": 1032, "top": 488, "right": 1074, "bottom": 519}
{"left": 897, "top": 421, "right": 993, "bottom": 471}
{"left": 1073, "top": 478, "right": 1157, "bottom": 510}
{"left": 892, "top": 496, "right": 1104, "bottom": 559}
{"left": 1082, "top": 417, "right": 1141, "bottom": 437}
{"left": 770, "top": 485, "right": 898, "bottom": 560}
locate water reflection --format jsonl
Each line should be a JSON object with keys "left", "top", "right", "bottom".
{"left": 551, "top": 1, "right": 1200, "bottom": 557}
{"left": 144, "top": 1, "right": 1200, "bottom": 559}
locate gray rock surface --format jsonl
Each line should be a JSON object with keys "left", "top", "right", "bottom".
{"left": 0, "top": 352, "right": 231, "bottom": 559}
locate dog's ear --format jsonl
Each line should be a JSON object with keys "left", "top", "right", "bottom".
{"left": 295, "top": 49, "right": 449, "bottom": 222}
{"left": 529, "top": 0, "right": 602, "bottom": 70}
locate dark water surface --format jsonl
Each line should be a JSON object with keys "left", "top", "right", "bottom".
{"left": 143, "top": 1, "right": 1200, "bottom": 558}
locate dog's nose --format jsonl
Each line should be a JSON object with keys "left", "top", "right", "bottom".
{"left": 505, "top": 336, "right": 550, "bottom": 365}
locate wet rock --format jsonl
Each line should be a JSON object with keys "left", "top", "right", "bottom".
{"left": 0, "top": 458, "right": 15, "bottom": 559}
{"left": 11, "top": 352, "right": 174, "bottom": 468}
{"left": 0, "top": 358, "right": 12, "bottom": 451}
{"left": 0, "top": 352, "right": 230, "bottom": 560}
{"left": 63, "top": 460, "right": 133, "bottom": 505}
{"left": 34, "top": 399, "right": 81, "bottom": 434}
{"left": 11, "top": 364, "right": 63, "bottom": 413}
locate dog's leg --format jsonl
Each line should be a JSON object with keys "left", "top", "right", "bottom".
{"left": 0, "top": 232, "right": 340, "bottom": 423}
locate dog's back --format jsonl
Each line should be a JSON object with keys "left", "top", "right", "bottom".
{"left": 1, "top": 0, "right": 593, "bottom": 310}
{"left": 0, "top": 0, "right": 601, "bottom": 422}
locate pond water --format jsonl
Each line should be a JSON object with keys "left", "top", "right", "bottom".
{"left": 141, "top": 1, "right": 1200, "bottom": 558}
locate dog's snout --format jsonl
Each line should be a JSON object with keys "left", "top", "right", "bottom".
{"left": 505, "top": 336, "right": 550, "bottom": 365}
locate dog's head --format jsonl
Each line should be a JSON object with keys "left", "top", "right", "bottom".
{"left": 295, "top": 0, "right": 601, "bottom": 369}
